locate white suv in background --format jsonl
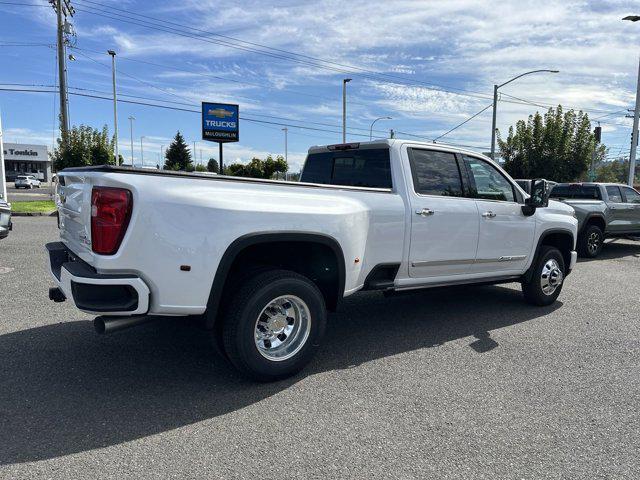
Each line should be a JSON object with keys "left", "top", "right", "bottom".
{"left": 14, "top": 175, "right": 41, "bottom": 189}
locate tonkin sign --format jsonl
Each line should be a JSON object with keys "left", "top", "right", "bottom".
{"left": 202, "top": 102, "right": 239, "bottom": 143}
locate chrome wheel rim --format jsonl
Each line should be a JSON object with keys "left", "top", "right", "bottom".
{"left": 254, "top": 295, "right": 311, "bottom": 362}
{"left": 587, "top": 231, "right": 601, "bottom": 255}
{"left": 541, "top": 259, "right": 563, "bottom": 295}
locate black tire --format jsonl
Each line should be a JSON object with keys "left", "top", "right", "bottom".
{"left": 222, "top": 269, "right": 326, "bottom": 381}
{"left": 522, "top": 246, "right": 566, "bottom": 306}
{"left": 578, "top": 224, "right": 604, "bottom": 258}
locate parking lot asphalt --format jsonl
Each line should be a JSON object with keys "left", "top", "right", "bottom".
{"left": 0, "top": 216, "right": 639, "bottom": 479}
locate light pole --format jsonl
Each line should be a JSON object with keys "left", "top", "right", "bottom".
{"left": 128, "top": 116, "right": 135, "bottom": 166}
{"left": 282, "top": 127, "right": 288, "bottom": 181}
{"left": 490, "top": 69, "right": 559, "bottom": 160}
{"left": 342, "top": 78, "right": 352, "bottom": 143}
{"left": 369, "top": 116, "right": 392, "bottom": 140}
{"left": 624, "top": 15, "right": 640, "bottom": 186}
{"left": 140, "top": 136, "right": 145, "bottom": 166}
{"left": 107, "top": 50, "right": 119, "bottom": 165}
{"left": 0, "top": 111, "right": 6, "bottom": 201}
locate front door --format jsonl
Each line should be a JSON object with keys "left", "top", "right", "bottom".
{"left": 621, "top": 186, "right": 640, "bottom": 232}
{"left": 461, "top": 155, "right": 535, "bottom": 274}
{"left": 605, "top": 185, "right": 628, "bottom": 233}
{"left": 406, "top": 147, "right": 480, "bottom": 278}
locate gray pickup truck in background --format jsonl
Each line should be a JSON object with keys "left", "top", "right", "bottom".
{"left": 549, "top": 183, "right": 640, "bottom": 258}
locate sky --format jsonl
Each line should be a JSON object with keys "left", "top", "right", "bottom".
{"left": 1, "top": 0, "right": 639, "bottom": 172}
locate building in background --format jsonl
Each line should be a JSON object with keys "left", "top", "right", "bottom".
{"left": 2, "top": 143, "right": 51, "bottom": 182}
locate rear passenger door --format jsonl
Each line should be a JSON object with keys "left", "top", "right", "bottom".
{"left": 461, "top": 155, "right": 535, "bottom": 274}
{"left": 605, "top": 185, "right": 627, "bottom": 233}
{"left": 406, "top": 148, "right": 480, "bottom": 278}
{"left": 621, "top": 186, "right": 640, "bottom": 232}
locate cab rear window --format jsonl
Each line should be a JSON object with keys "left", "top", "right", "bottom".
{"left": 300, "top": 148, "right": 392, "bottom": 189}
{"left": 550, "top": 185, "right": 601, "bottom": 200}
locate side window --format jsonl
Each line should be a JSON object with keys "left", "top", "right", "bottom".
{"left": 463, "top": 155, "right": 515, "bottom": 202}
{"left": 622, "top": 187, "right": 640, "bottom": 204}
{"left": 407, "top": 149, "right": 463, "bottom": 196}
{"left": 605, "top": 186, "right": 623, "bottom": 203}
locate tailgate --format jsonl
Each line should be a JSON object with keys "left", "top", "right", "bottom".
{"left": 57, "top": 172, "right": 94, "bottom": 262}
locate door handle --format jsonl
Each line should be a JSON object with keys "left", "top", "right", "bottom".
{"left": 415, "top": 208, "right": 435, "bottom": 216}
{"left": 482, "top": 211, "right": 497, "bottom": 218}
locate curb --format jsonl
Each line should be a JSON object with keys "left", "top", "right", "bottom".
{"left": 12, "top": 211, "right": 57, "bottom": 217}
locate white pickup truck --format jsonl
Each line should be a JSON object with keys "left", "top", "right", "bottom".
{"left": 47, "top": 139, "right": 578, "bottom": 380}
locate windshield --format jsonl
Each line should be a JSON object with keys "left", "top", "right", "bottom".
{"left": 16, "top": 176, "right": 28, "bottom": 180}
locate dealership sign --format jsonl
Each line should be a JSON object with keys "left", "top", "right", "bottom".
{"left": 202, "top": 102, "right": 239, "bottom": 142}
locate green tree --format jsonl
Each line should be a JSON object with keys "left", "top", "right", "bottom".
{"left": 595, "top": 157, "right": 629, "bottom": 183}
{"left": 497, "top": 106, "right": 606, "bottom": 182}
{"left": 51, "top": 125, "right": 115, "bottom": 170}
{"left": 194, "top": 164, "right": 207, "bottom": 172}
{"left": 206, "top": 158, "right": 219, "bottom": 174}
{"left": 163, "top": 131, "right": 193, "bottom": 171}
{"left": 224, "top": 155, "right": 288, "bottom": 179}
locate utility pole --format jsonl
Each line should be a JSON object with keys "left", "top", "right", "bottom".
{"left": 52, "top": 0, "right": 73, "bottom": 144}
{"left": 0, "top": 111, "right": 6, "bottom": 202}
{"left": 140, "top": 136, "right": 145, "bottom": 166}
{"left": 629, "top": 59, "right": 640, "bottom": 186}
{"left": 107, "top": 50, "right": 119, "bottom": 165}
{"left": 282, "top": 127, "right": 288, "bottom": 181}
{"left": 342, "top": 78, "right": 351, "bottom": 143}
{"left": 128, "top": 116, "right": 135, "bottom": 166}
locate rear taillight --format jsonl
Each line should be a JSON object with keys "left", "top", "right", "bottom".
{"left": 90, "top": 187, "right": 133, "bottom": 255}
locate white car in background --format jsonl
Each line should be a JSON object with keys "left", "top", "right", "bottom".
{"left": 14, "top": 175, "right": 41, "bottom": 189}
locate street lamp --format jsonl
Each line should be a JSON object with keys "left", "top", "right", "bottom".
{"left": 490, "top": 69, "right": 559, "bottom": 160}
{"left": 140, "top": 136, "right": 146, "bottom": 166}
{"left": 128, "top": 116, "right": 135, "bottom": 166}
{"left": 623, "top": 15, "right": 640, "bottom": 186}
{"left": 369, "top": 116, "right": 392, "bottom": 140}
{"left": 107, "top": 50, "right": 119, "bottom": 165}
{"left": 342, "top": 78, "right": 352, "bottom": 143}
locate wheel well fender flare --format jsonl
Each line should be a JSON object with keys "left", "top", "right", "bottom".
{"left": 523, "top": 228, "right": 575, "bottom": 282}
{"left": 580, "top": 213, "right": 606, "bottom": 234}
{"left": 204, "top": 232, "right": 346, "bottom": 329}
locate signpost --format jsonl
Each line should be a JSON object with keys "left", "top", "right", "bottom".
{"left": 202, "top": 102, "right": 239, "bottom": 173}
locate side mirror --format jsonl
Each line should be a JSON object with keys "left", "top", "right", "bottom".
{"left": 522, "top": 179, "right": 549, "bottom": 216}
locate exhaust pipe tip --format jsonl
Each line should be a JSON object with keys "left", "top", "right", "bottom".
{"left": 94, "top": 315, "right": 152, "bottom": 335}
{"left": 93, "top": 317, "right": 107, "bottom": 334}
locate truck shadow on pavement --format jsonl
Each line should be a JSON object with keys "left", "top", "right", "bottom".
{"left": 579, "top": 241, "right": 640, "bottom": 262}
{"left": 0, "top": 284, "right": 561, "bottom": 465}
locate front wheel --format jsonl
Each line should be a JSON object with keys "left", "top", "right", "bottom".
{"left": 522, "top": 246, "right": 566, "bottom": 306}
{"left": 222, "top": 269, "right": 326, "bottom": 381}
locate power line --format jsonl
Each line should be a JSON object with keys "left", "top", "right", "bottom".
{"left": 432, "top": 104, "right": 492, "bottom": 142}
{"left": 71, "top": 45, "right": 366, "bottom": 107}
{"left": 0, "top": 85, "right": 492, "bottom": 151}
{"left": 73, "top": 0, "right": 492, "bottom": 100}
{"left": 2, "top": 0, "right": 629, "bottom": 119}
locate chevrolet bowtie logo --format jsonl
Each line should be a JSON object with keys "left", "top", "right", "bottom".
{"left": 208, "top": 108, "right": 234, "bottom": 118}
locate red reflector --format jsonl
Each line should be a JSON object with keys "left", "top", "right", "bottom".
{"left": 91, "top": 187, "right": 133, "bottom": 255}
